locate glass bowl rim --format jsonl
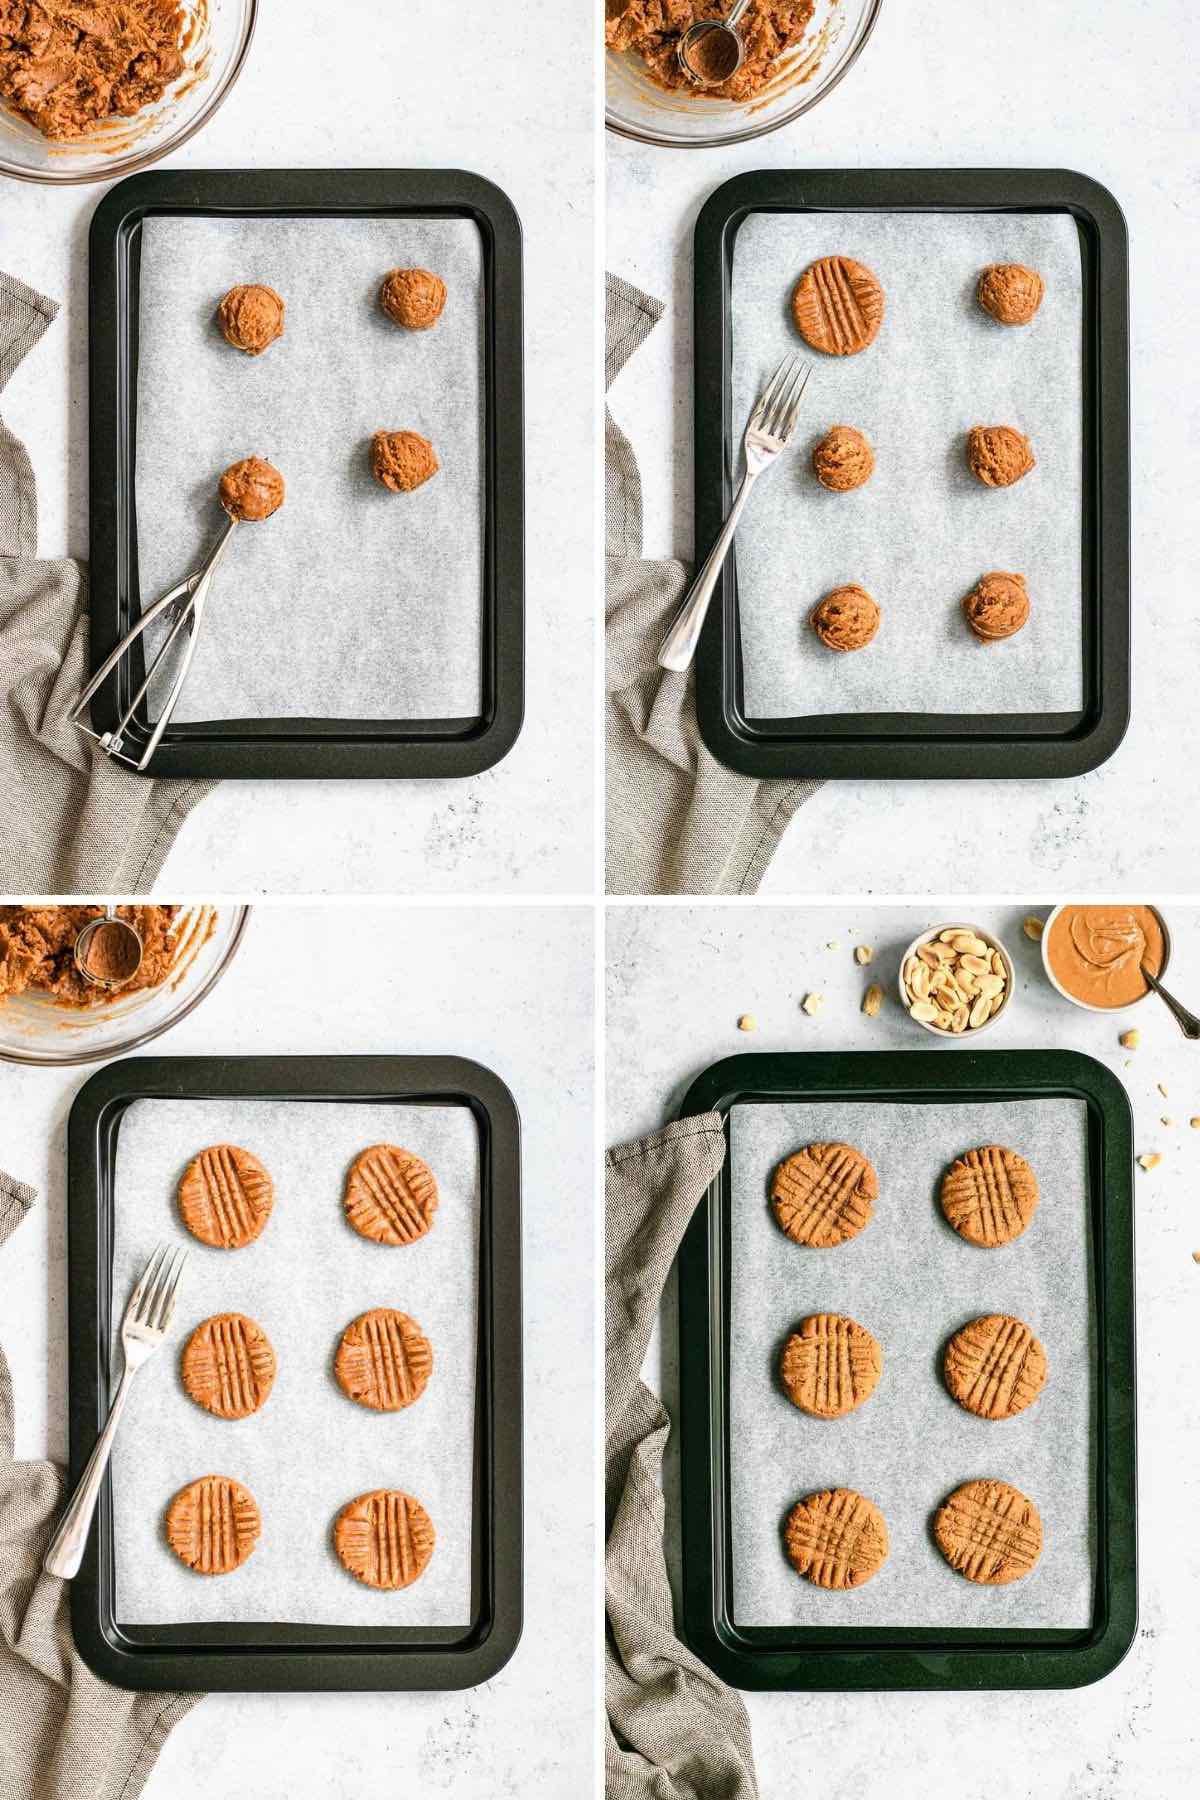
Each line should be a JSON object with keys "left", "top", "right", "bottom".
{"left": 0, "top": 904, "right": 252, "bottom": 1066}
{"left": 604, "top": 0, "right": 884, "bottom": 150}
{"left": 0, "top": 0, "right": 259, "bottom": 187}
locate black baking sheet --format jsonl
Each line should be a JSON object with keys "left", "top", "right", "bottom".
{"left": 67, "top": 1055, "right": 522, "bottom": 1692}
{"left": 675, "top": 1049, "right": 1136, "bottom": 1690}
{"left": 87, "top": 170, "right": 524, "bottom": 779}
{"left": 692, "top": 169, "right": 1130, "bottom": 780}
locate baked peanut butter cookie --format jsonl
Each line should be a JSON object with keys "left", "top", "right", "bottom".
{"left": 182, "top": 1312, "right": 276, "bottom": 1419}
{"left": 962, "top": 571, "right": 1030, "bottom": 642}
{"left": 334, "top": 1488, "right": 436, "bottom": 1590}
{"left": 781, "top": 1313, "right": 882, "bottom": 1417}
{"left": 343, "top": 1144, "right": 439, "bottom": 1246}
{"left": 940, "top": 1145, "right": 1040, "bottom": 1248}
{"left": 812, "top": 424, "right": 875, "bottom": 491}
{"left": 166, "top": 1473, "right": 261, "bottom": 1575}
{"left": 791, "top": 256, "right": 885, "bottom": 356}
{"left": 943, "top": 1313, "right": 1047, "bottom": 1420}
{"left": 177, "top": 1144, "right": 275, "bottom": 1249}
{"left": 966, "top": 425, "right": 1035, "bottom": 488}
{"left": 977, "top": 262, "right": 1044, "bottom": 326}
{"left": 810, "top": 584, "right": 880, "bottom": 652}
{"left": 934, "top": 1478, "right": 1043, "bottom": 1584}
{"left": 784, "top": 1487, "right": 889, "bottom": 1589}
{"left": 334, "top": 1307, "right": 433, "bottom": 1411}
{"left": 771, "top": 1142, "right": 878, "bottom": 1247}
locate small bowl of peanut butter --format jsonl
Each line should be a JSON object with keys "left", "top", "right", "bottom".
{"left": 1041, "top": 904, "right": 1170, "bottom": 1013}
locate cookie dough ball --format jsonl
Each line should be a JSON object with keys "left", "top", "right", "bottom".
{"left": 217, "top": 284, "right": 285, "bottom": 355}
{"left": 379, "top": 267, "right": 447, "bottom": 331}
{"left": 967, "top": 425, "right": 1035, "bottom": 488}
{"left": 810, "top": 584, "right": 880, "bottom": 653}
{"left": 792, "top": 256, "right": 885, "bottom": 355}
{"left": 812, "top": 425, "right": 874, "bottom": 492}
{"left": 977, "top": 263, "right": 1044, "bottom": 326}
{"left": 370, "top": 429, "right": 439, "bottom": 493}
{"left": 218, "top": 456, "right": 285, "bottom": 522}
{"left": 962, "top": 571, "right": 1030, "bottom": 642}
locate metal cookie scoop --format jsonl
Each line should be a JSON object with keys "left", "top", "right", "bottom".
{"left": 69, "top": 510, "right": 239, "bottom": 772}
{"left": 677, "top": 1, "right": 751, "bottom": 87}
{"left": 72, "top": 904, "right": 144, "bottom": 991}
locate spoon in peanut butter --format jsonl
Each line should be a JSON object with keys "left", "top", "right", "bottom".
{"left": 73, "top": 906, "right": 144, "bottom": 993}
{"left": 1139, "top": 963, "right": 1200, "bottom": 1040}
{"left": 677, "top": 1, "right": 751, "bottom": 87}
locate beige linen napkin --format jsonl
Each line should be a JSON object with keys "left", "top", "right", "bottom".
{"left": 606, "top": 1116, "right": 759, "bottom": 1799}
{"left": 606, "top": 273, "right": 820, "bottom": 896}
{"left": 0, "top": 271, "right": 213, "bottom": 893}
{"left": 0, "top": 1170, "right": 199, "bottom": 1799}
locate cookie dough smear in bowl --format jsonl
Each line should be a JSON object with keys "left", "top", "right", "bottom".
{"left": 606, "top": 0, "right": 817, "bottom": 101}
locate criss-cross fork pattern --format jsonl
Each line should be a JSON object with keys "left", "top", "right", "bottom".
{"left": 946, "top": 1313, "right": 1046, "bottom": 1419}
{"left": 783, "top": 1313, "right": 881, "bottom": 1417}
{"left": 773, "top": 1141, "right": 877, "bottom": 1247}
{"left": 942, "top": 1144, "right": 1039, "bottom": 1246}
{"left": 786, "top": 1488, "right": 887, "bottom": 1590}
{"left": 936, "top": 1481, "right": 1042, "bottom": 1585}
{"left": 344, "top": 1144, "right": 439, "bottom": 1246}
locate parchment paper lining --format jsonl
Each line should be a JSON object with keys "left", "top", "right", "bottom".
{"left": 134, "top": 215, "right": 485, "bottom": 722}
{"left": 728, "top": 1098, "right": 1094, "bottom": 1628}
{"left": 729, "top": 212, "right": 1084, "bottom": 716}
{"left": 109, "top": 1097, "right": 480, "bottom": 1627}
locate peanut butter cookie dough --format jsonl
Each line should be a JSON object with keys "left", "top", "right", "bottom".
{"left": 962, "top": 570, "right": 1030, "bottom": 642}
{"left": 810, "top": 584, "right": 880, "bottom": 653}
{"left": 792, "top": 257, "right": 885, "bottom": 356}
{"left": 370, "top": 429, "right": 439, "bottom": 493}
{"left": 0, "top": 0, "right": 185, "bottom": 140}
{"left": 0, "top": 905, "right": 180, "bottom": 1007}
{"left": 977, "top": 263, "right": 1045, "bottom": 326}
{"left": 812, "top": 425, "right": 874, "bottom": 491}
{"left": 967, "top": 425, "right": 1035, "bottom": 488}
{"left": 218, "top": 284, "right": 286, "bottom": 356}
{"left": 605, "top": 0, "right": 815, "bottom": 102}
{"left": 218, "top": 456, "right": 285, "bottom": 522}
{"left": 379, "top": 267, "right": 447, "bottom": 331}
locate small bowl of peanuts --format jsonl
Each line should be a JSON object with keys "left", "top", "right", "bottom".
{"left": 898, "top": 923, "right": 1014, "bottom": 1039}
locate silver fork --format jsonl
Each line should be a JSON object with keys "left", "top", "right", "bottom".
{"left": 658, "top": 353, "right": 812, "bottom": 672}
{"left": 44, "top": 1244, "right": 188, "bottom": 1580}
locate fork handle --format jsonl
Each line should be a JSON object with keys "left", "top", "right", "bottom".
{"left": 657, "top": 469, "right": 755, "bottom": 673}
{"left": 44, "top": 1366, "right": 134, "bottom": 1580}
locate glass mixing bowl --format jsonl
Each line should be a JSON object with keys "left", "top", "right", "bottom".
{"left": 606, "top": 0, "right": 883, "bottom": 149}
{"left": 0, "top": 0, "right": 257, "bottom": 186}
{"left": 0, "top": 905, "right": 250, "bottom": 1065}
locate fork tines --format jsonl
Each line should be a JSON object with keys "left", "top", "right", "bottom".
{"left": 127, "top": 1242, "right": 189, "bottom": 1333}
{"left": 751, "top": 353, "right": 812, "bottom": 442}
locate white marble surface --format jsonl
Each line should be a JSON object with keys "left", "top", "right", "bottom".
{"left": 0, "top": 0, "right": 595, "bottom": 895}
{"left": 607, "top": 902, "right": 1200, "bottom": 1799}
{"left": 1, "top": 903, "right": 595, "bottom": 1797}
{"left": 607, "top": 0, "right": 1200, "bottom": 892}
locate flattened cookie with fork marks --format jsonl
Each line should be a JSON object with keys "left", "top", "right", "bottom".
{"left": 934, "top": 1478, "right": 1043, "bottom": 1585}
{"left": 182, "top": 1312, "right": 276, "bottom": 1419}
{"left": 334, "top": 1488, "right": 436, "bottom": 1590}
{"left": 343, "top": 1144, "right": 439, "bottom": 1246}
{"left": 178, "top": 1144, "right": 274, "bottom": 1249}
{"left": 940, "top": 1145, "right": 1039, "bottom": 1248}
{"left": 781, "top": 1313, "right": 882, "bottom": 1418}
{"left": 166, "top": 1473, "right": 261, "bottom": 1575}
{"left": 943, "top": 1313, "right": 1047, "bottom": 1420}
{"left": 791, "top": 256, "right": 885, "bottom": 356}
{"left": 335, "top": 1307, "right": 433, "bottom": 1411}
{"left": 771, "top": 1142, "right": 878, "bottom": 1247}
{"left": 784, "top": 1487, "right": 889, "bottom": 1589}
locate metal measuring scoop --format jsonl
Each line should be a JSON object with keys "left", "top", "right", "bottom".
{"left": 73, "top": 905, "right": 144, "bottom": 992}
{"left": 677, "top": 1, "right": 752, "bottom": 86}
{"left": 1139, "top": 963, "right": 1200, "bottom": 1040}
